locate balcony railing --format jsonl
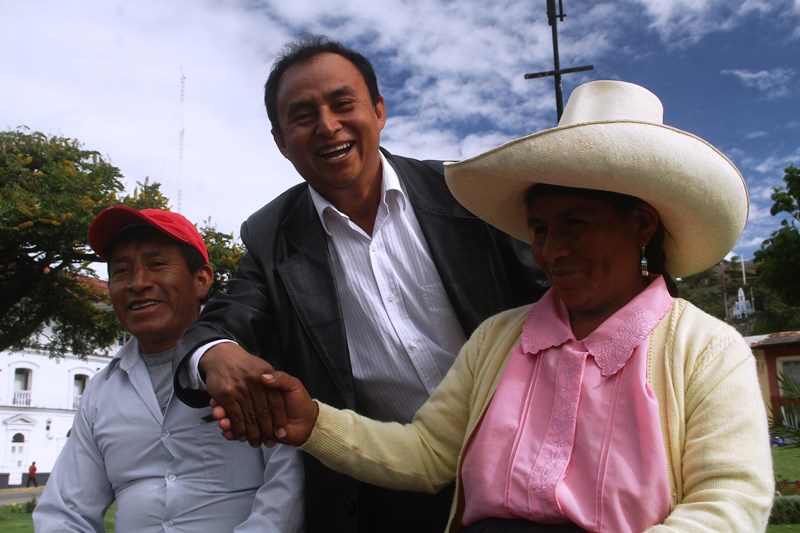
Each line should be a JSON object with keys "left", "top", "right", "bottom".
{"left": 13, "top": 390, "right": 32, "bottom": 406}
{"left": 2, "top": 390, "right": 87, "bottom": 410}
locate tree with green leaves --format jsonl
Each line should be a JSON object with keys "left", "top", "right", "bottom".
{"left": 753, "top": 165, "right": 800, "bottom": 329}
{"left": 122, "top": 176, "right": 171, "bottom": 211}
{"left": 1, "top": 128, "right": 127, "bottom": 355}
{"left": 199, "top": 218, "right": 244, "bottom": 297}
{"left": 1, "top": 128, "right": 243, "bottom": 356}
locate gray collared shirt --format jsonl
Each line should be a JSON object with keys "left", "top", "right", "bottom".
{"left": 34, "top": 338, "right": 304, "bottom": 532}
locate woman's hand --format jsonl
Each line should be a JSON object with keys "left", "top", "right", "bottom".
{"left": 211, "top": 371, "right": 319, "bottom": 446}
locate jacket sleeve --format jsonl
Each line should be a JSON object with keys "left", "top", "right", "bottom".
{"left": 421, "top": 156, "right": 548, "bottom": 305}
{"left": 647, "top": 305, "right": 774, "bottom": 532}
{"left": 33, "top": 384, "right": 114, "bottom": 531}
{"left": 233, "top": 445, "right": 306, "bottom": 533}
{"left": 174, "top": 218, "right": 279, "bottom": 407}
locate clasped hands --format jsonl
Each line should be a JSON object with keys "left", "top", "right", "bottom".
{"left": 200, "top": 343, "right": 318, "bottom": 447}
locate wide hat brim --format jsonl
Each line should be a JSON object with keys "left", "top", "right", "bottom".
{"left": 445, "top": 118, "right": 748, "bottom": 278}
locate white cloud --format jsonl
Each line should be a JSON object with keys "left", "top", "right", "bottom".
{"left": 744, "top": 131, "right": 768, "bottom": 140}
{"left": 740, "top": 236, "right": 769, "bottom": 248}
{"left": 626, "top": 0, "right": 787, "bottom": 47}
{"left": 1, "top": 0, "right": 298, "bottom": 235}
{"left": 722, "top": 68, "right": 796, "bottom": 99}
{"left": 1, "top": 0, "right": 798, "bottom": 263}
{"left": 748, "top": 152, "right": 800, "bottom": 176}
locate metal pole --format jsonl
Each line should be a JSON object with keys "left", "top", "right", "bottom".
{"left": 525, "top": 0, "right": 593, "bottom": 122}
{"left": 547, "top": 0, "right": 564, "bottom": 120}
{"left": 741, "top": 255, "right": 747, "bottom": 285}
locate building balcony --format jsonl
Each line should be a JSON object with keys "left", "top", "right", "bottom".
{"left": 12, "top": 390, "right": 32, "bottom": 406}
{"left": 3, "top": 390, "right": 83, "bottom": 411}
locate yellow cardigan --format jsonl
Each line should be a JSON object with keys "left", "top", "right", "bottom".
{"left": 303, "top": 298, "right": 774, "bottom": 532}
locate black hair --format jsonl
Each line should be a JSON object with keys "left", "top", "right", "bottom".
{"left": 525, "top": 184, "right": 678, "bottom": 296}
{"left": 264, "top": 34, "right": 381, "bottom": 134}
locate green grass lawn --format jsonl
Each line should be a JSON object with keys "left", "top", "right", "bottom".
{"left": 0, "top": 498, "right": 114, "bottom": 533}
{"left": 0, "top": 503, "right": 34, "bottom": 531}
{"left": 774, "top": 446, "right": 800, "bottom": 481}
{"left": 768, "top": 446, "right": 800, "bottom": 532}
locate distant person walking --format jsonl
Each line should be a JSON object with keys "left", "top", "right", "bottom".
{"left": 27, "top": 462, "right": 37, "bottom": 487}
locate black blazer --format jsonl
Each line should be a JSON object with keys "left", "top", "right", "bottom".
{"left": 176, "top": 150, "right": 546, "bottom": 532}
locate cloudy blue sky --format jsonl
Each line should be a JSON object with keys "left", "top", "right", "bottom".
{"left": 2, "top": 0, "right": 799, "bottom": 262}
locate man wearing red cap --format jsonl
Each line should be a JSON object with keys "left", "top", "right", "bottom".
{"left": 34, "top": 206, "right": 303, "bottom": 532}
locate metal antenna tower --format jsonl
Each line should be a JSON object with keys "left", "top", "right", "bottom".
{"left": 178, "top": 68, "right": 186, "bottom": 212}
{"left": 525, "top": 0, "right": 593, "bottom": 121}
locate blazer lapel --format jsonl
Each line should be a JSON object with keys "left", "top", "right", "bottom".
{"left": 276, "top": 194, "right": 356, "bottom": 409}
{"left": 392, "top": 154, "right": 510, "bottom": 333}
{"left": 414, "top": 206, "right": 503, "bottom": 333}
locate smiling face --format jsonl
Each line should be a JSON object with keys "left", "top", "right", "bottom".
{"left": 271, "top": 52, "right": 386, "bottom": 210}
{"left": 526, "top": 192, "right": 658, "bottom": 336}
{"left": 107, "top": 232, "right": 212, "bottom": 354}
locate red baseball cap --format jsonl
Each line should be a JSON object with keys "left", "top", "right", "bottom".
{"left": 88, "top": 205, "right": 209, "bottom": 263}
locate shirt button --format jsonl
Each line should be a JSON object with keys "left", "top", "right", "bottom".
{"left": 162, "top": 431, "right": 170, "bottom": 438}
{"left": 165, "top": 519, "right": 174, "bottom": 527}
{"left": 167, "top": 474, "right": 177, "bottom": 482}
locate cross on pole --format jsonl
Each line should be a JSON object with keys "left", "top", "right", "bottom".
{"left": 525, "top": 0, "right": 593, "bottom": 121}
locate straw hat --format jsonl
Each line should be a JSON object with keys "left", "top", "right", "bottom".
{"left": 444, "top": 80, "right": 748, "bottom": 278}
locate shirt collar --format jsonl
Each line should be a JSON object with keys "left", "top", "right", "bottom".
{"left": 308, "top": 151, "right": 408, "bottom": 235}
{"left": 105, "top": 337, "right": 142, "bottom": 379}
{"left": 521, "top": 276, "right": 673, "bottom": 376}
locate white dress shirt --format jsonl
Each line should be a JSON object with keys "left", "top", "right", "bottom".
{"left": 309, "top": 152, "right": 466, "bottom": 421}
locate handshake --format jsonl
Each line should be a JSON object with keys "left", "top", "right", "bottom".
{"left": 200, "top": 343, "right": 319, "bottom": 448}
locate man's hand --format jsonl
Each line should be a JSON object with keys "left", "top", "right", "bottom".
{"left": 200, "top": 343, "right": 287, "bottom": 447}
{"left": 212, "top": 371, "right": 319, "bottom": 447}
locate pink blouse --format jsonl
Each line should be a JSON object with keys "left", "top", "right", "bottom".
{"left": 461, "top": 277, "right": 673, "bottom": 532}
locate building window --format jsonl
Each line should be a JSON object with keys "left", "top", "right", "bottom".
{"left": 782, "top": 360, "right": 800, "bottom": 388}
{"left": 73, "top": 374, "right": 88, "bottom": 409}
{"left": 13, "top": 369, "right": 32, "bottom": 406}
{"left": 118, "top": 331, "right": 132, "bottom": 346}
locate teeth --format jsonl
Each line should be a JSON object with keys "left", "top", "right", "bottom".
{"left": 130, "top": 301, "right": 157, "bottom": 310}
{"left": 319, "top": 142, "right": 352, "bottom": 156}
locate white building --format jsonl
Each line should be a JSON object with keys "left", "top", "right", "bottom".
{"left": 0, "top": 331, "right": 122, "bottom": 487}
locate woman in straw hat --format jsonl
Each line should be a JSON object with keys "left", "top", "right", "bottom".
{"left": 231, "top": 81, "right": 773, "bottom": 531}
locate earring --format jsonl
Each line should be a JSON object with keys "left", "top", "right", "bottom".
{"left": 640, "top": 246, "right": 649, "bottom": 278}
